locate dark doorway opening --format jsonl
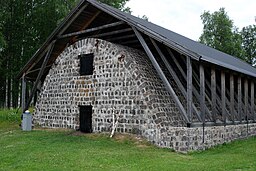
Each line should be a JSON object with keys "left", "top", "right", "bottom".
{"left": 79, "top": 105, "right": 92, "bottom": 133}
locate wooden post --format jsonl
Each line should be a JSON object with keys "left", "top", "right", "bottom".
{"left": 251, "top": 81, "right": 255, "bottom": 122}
{"left": 238, "top": 76, "right": 242, "bottom": 123}
{"left": 221, "top": 71, "right": 226, "bottom": 124}
{"left": 21, "top": 74, "right": 26, "bottom": 112}
{"left": 150, "top": 39, "right": 201, "bottom": 122}
{"left": 230, "top": 74, "right": 235, "bottom": 122}
{"left": 187, "top": 56, "right": 193, "bottom": 123}
{"left": 211, "top": 67, "right": 216, "bottom": 122}
{"left": 200, "top": 64, "right": 205, "bottom": 124}
{"left": 244, "top": 78, "right": 248, "bottom": 121}
{"left": 25, "top": 41, "right": 55, "bottom": 111}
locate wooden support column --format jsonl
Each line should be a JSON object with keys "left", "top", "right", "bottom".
{"left": 187, "top": 56, "right": 193, "bottom": 123}
{"left": 150, "top": 39, "right": 201, "bottom": 122}
{"left": 211, "top": 67, "right": 216, "bottom": 122}
{"left": 167, "top": 48, "right": 212, "bottom": 120}
{"left": 244, "top": 78, "right": 248, "bottom": 121}
{"left": 238, "top": 76, "right": 242, "bottom": 123}
{"left": 200, "top": 64, "right": 205, "bottom": 124}
{"left": 230, "top": 74, "right": 235, "bottom": 122}
{"left": 21, "top": 74, "right": 26, "bottom": 112}
{"left": 221, "top": 71, "right": 226, "bottom": 124}
{"left": 251, "top": 81, "right": 255, "bottom": 122}
{"left": 25, "top": 41, "right": 56, "bottom": 112}
{"left": 132, "top": 27, "right": 189, "bottom": 123}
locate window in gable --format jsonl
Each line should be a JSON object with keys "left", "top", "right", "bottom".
{"left": 79, "top": 53, "right": 94, "bottom": 75}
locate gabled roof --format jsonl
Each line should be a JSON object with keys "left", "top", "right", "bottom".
{"left": 18, "top": 0, "right": 256, "bottom": 79}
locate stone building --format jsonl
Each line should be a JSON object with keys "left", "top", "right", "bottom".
{"left": 18, "top": 0, "right": 256, "bottom": 152}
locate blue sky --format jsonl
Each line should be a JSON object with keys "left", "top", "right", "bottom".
{"left": 126, "top": 0, "right": 256, "bottom": 41}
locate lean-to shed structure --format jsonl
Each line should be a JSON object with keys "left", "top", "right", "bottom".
{"left": 18, "top": 0, "right": 256, "bottom": 151}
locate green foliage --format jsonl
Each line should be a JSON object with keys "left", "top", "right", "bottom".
{"left": 0, "top": 0, "right": 131, "bottom": 108}
{"left": 0, "top": 0, "right": 79, "bottom": 108}
{"left": 98, "top": 0, "right": 130, "bottom": 12}
{"left": 0, "top": 108, "right": 21, "bottom": 123}
{"left": 0, "top": 31, "right": 5, "bottom": 50}
{"left": 241, "top": 25, "right": 256, "bottom": 66}
{"left": 0, "top": 120, "right": 256, "bottom": 170}
{"left": 199, "top": 8, "right": 244, "bottom": 60}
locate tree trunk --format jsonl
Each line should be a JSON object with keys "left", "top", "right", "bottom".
{"left": 5, "top": 77, "right": 8, "bottom": 108}
{"left": 10, "top": 77, "right": 13, "bottom": 109}
{"left": 18, "top": 81, "right": 21, "bottom": 108}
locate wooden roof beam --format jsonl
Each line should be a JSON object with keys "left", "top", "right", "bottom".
{"left": 58, "top": 21, "right": 125, "bottom": 39}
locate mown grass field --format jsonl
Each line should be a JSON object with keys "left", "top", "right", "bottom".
{"left": 0, "top": 109, "right": 256, "bottom": 171}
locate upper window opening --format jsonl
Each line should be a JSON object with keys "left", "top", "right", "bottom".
{"left": 79, "top": 53, "right": 94, "bottom": 75}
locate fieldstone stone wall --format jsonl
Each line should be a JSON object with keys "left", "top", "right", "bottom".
{"left": 34, "top": 38, "right": 256, "bottom": 152}
{"left": 34, "top": 38, "right": 185, "bottom": 142}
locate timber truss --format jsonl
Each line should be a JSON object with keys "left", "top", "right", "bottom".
{"left": 18, "top": 0, "right": 256, "bottom": 127}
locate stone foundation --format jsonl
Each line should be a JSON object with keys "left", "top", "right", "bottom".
{"left": 155, "top": 123, "right": 256, "bottom": 152}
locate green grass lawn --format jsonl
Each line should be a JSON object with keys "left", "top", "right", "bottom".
{"left": 0, "top": 109, "right": 256, "bottom": 171}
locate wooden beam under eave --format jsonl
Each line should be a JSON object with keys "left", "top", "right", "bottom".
{"left": 58, "top": 21, "right": 125, "bottom": 39}
{"left": 221, "top": 71, "right": 226, "bottom": 125}
{"left": 132, "top": 27, "right": 189, "bottom": 123}
{"left": 200, "top": 64, "right": 205, "bottom": 124}
{"left": 187, "top": 56, "right": 193, "bottom": 123}
{"left": 93, "top": 28, "right": 132, "bottom": 38}
{"left": 230, "top": 73, "right": 235, "bottom": 123}
{"left": 211, "top": 67, "right": 217, "bottom": 122}
{"left": 238, "top": 76, "right": 242, "bottom": 123}
{"left": 251, "top": 81, "right": 255, "bottom": 122}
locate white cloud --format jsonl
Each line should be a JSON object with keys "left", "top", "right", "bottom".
{"left": 126, "top": 0, "right": 256, "bottom": 41}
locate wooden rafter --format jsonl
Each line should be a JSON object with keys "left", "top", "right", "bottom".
{"left": 80, "top": 11, "right": 101, "bottom": 31}
{"left": 58, "top": 4, "right": 89, "bottom": 36}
